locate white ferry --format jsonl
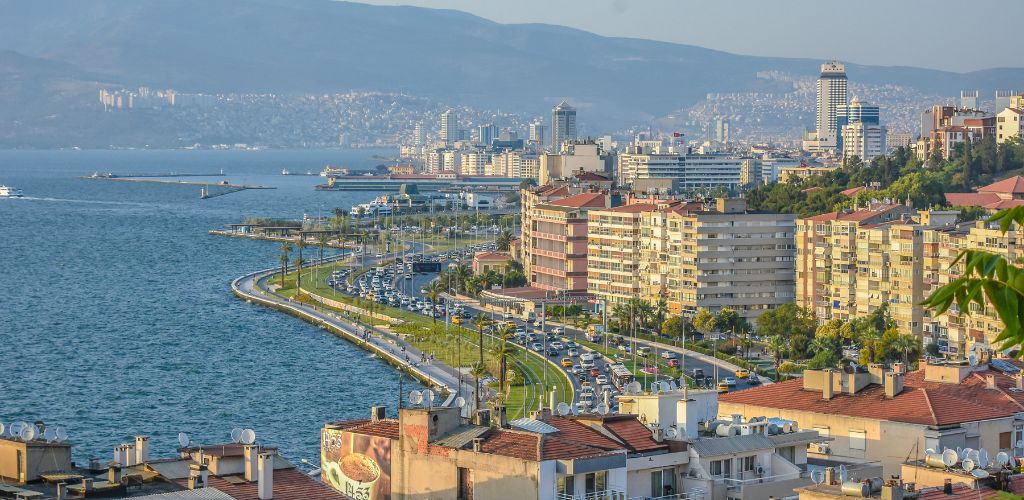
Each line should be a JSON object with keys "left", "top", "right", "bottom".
{"left": 0, "top": 185, "right": 24, "bottom": 198}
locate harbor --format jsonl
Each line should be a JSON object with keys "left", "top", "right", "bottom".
{"left": 80, "top": 172, "right": 276, "bottom": 199}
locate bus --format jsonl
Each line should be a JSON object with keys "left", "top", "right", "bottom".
{"left": 609, "top": 363, "right": 634, "bottom": 390}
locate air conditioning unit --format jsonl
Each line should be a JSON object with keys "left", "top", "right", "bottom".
{"left": 809, "top": 442, "right": 831, "bottom": 455}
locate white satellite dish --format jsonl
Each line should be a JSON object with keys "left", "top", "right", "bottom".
{"left": 926, "top": 448, "right": 936, "bottom": 454}
{"left": 972, "top": 469, "right": 990, "bottom": 479}
{"left": 43, "top": 428, "right": 56, "bottom": 443}
{"left": 55, "top": 427, "right": 68, "bottom": 442}
{"left": 230, "top": 428, "right": 243, "bottom": 443}
{"left": 20, "top": 426, "right": 36, "bottom": 441}
{"left": 595, "top": 404, "right": 609, "bottom": 415}
{"left": 240, "top": 429, "right": 256, "bottom": 445}
{"left": 838, "top": 465, "right": 849, "bottom": 483}
{"left": 409, "top": 390, "right": 423, "bottom": 405}
{"left": 978, "top": 449, "right": 989, "bottom": 468}
{"left": 962, "top": 458, "right": 975, "bottom": 472}
{"left": 996, "top": 451, "right": 1010, "bottom": 466}
{"left": 423, "top": 390, "right": 435, "bottom": 406}
{"left": 626, "top": 381, "right": 642, "bottom": 394}
{"left": 663, "top": 427, "right": 678, "bottom": 439}
{"left": 178, "top": 432, "right": 190, "bottom": 448}
{"left": 969, "top": 354, "right": 978, "bottom": 366}
{"left": 811, "top": 470, "right": 825, "bottom": 485}
{"left": 556, "top": 402, "right": 571, "bottom": 417}
{"left": 454, "top": 397, "right": 466, "bottom": 408}
{"left": 1017, "top": 440, "right": 1024, "bottom": 449}
{"left": 11, "top": 422, "right": 26, "bottom": 437}
{"left": 669, "top": 381, "right": 678, "bottom": 391}
{"left": 0, "top": 423, "right": 5, "bottom": 437}
{"left": 942, "top": 449, "right": 959, "bottom": 467}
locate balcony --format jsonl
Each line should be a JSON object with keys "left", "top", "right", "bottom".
{"left": 556, "top": 490, "right": 626, "bottom": 500}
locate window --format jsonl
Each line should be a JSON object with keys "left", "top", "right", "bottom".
{"left": 584, "top": 471, "right": 607, "bottom": 494}
{"left": 458, "top": 468, "right": 473, "bottom": 500}
{"left": 710, "top": 460, "right": 722, "bottom": 476}
{"left": 651, "top": 468, "right": 677, "bottom": 498}
{"left": 1000, "top": 432, "right": 1012, "bottom": 450}
{"left": 740, "top": 456, "right": 756, "bottom": 472}
{"left": 850, "top": 430, "right": 867, "bottom": 451}
{"left": 557, "top": 475, "right": 575, "bottom": 497}
{"left": 710, "top": 459, "right": 732, "bottom": 478}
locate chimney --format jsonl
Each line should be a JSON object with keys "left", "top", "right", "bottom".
{"left": 135, "top": 436, "right": 150, "bottom": 464}
{"left": 893, "top": 362, "right": 906, "bottom": 375}
{"left": 1015, "top": 373, "right": 1023, "bottom": 390}
{"left": 474, "top": 409, "right": 491, "bottom": 427}
{"left": 943, "top": 478, "right": 952, "bottom": 495}
{"left": 472, "top": 438, "right": 483, "bottom": 452}
{"left": 371, "top": 406, "right": 386, "bottom": 422}
{"left": 56, "top": 482, "right": 68, "bottom": 500}
{"left": 495, "top": 405, "right": 508, "bottom": 428}
{"left": 244, "top": 444, "right": 260, "bottom": 482}
{"left": 80, "top": 478, "right": 93, "bottom": 492}
{"left": 824, "top": 467, "right": 837, "bottom": 485}
{"left": 885, "top": 372, "right": 905, "bottom": 398}
{"left": 987, "top": 374, "right": 997, "bottom": 389}
{"left": 823, "top": 369, "right": 835, "bottom": 401}
{"left": 124, "top": 443, "right": 137, "bottom": 466}
{"left": 107, "top": 464, "right": 122, "bottom": 484}
{"left": 868, "top": 363, "right": 886, "bottom": 385}
{"left": 114, "top": 444, "right": 128, "bottom": 466}
{"left": 188, "top": 463, "right": 207, "bottom": 490}
{"left": 258, "top": 452, "right": 274, "bottom": 500}
{"left": 549, "top": 390, "right": 556, "bottom": 413}
{"left": 881, "top": 480, "right": 905, "bottom": 500}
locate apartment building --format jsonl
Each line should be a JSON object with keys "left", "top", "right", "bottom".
{"left": 585, "top": 199, "right": 795, "bottom": 320}
{"left": 524, "top": 192, "right": 612, "bottom": 293}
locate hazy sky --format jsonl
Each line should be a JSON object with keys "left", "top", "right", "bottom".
{"left": 354, "top": 0, "right": 1023, "bottom": 72}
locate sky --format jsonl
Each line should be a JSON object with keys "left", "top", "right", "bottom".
{"left": 354, "top": 0, "right": 1023, "bottom": 73}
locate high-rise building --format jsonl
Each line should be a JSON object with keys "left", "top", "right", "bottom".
{"left": 413, "top": 122, "right": 424, "bottom": 147}
{"left": 551, "top": 101, "right": 577, "bottom": 150}
{"left": 461, "top": 151, "right": 489, "bottom": 176}
{"left": 815, "top": 61, "right": 849, "bottom": 150}
{"left": 528, "top": 121, "right": 546, "bottom": 146}
{"left": 477, "top": 123, "right": 498, "bottom": 146}
{"left": 960, "top": 90, "right": 980, "bottom": 110}
{"left": 841, "top": 106, "right": 887, "bottom": 161}
{"left": 714, "top": 117, "right": 730, "bottom": 144}
{"left": 440, "top": 109, "right": 456, "bottom": 146}
{"left": 995, "top": 90, "right": 1020, "bottom": 112}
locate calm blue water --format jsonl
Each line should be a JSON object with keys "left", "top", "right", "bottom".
{"left": 0, "top": 149, "right": 421, "bottom": 466}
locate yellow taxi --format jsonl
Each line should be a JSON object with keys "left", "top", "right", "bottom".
{"left": 451, "top": 315, "right": 463, "bottom": 325}
{"left": 561, "top": 358, "right": 573, "bottom": 368}
{"left": 735, "top": 368, "right": 750, "bottom": 379}
{"left": 717, "top": 381, "right": 730, "bottom": 394}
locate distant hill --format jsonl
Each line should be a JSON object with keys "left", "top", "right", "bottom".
{"left": 0, "top": 0, "right": 1022, "bottom": 142}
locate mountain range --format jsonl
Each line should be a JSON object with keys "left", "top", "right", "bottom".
{"left": 1, "top": 0, "right": 1023, "bottom": 146}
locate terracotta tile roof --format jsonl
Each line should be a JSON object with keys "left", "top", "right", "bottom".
{"left": 470, "top": 418, "right": 627, "bottom": 461}
{"left": 602, "top": 203, "right": 658, "bottom": 214}
{"left": 801, "top": 204, "right": 905, "bottom": 223}
{"left": 173, "top": 468, "right": 346, "bottom": 500}
{"left": 327, "top": 419, "right": 400, "bottom": 440}
{"left": 536, "top": 185, "right": 571, "bottom": 197}
{"left": 916, "top": 474, "right": 1024, "bottom": 499}
{"left": 473, "top": 251, "right": 511, "bottom": 261}
{"left": 802, "top": 186, "right": 824, "bottom": 194}
{"left": 840, "top": 186, "right": 866, "bottom": 197}
{"left": 978, "top": 175, "right": 1024, "bottom": 194}
{"left": 543, "top": 418, "right": 622, "bottom": 451}
{"left": 575, "top": 172, "right": 611, "bottom": 181}
{"left": 985, "top": 199, "right": 1024, "bottom": 210}
{"left": 720, "top": 366, "right": 1024, "bottom": 426}
{"left": 946, "top": 192, "right": 1002, "bottom": 207}
{"left": 549, "top": 192, "right": 608, "bottom": 208}
{"left": 477, "top": 429, "right": 540, "bottom": 460}
{"left": 600, "top": 417, "right": 667, "bottom": 453}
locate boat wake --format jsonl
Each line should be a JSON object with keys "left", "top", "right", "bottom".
{"left": 17, "top": 196, "right": 150, "bottom": 206}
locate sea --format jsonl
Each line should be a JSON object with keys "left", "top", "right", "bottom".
{"left": 0, "top": 148, "right": 422, "bottom": 466}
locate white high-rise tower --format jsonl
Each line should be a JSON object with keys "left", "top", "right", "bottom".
{"left": 551, "top": 101, "right": 577, "bottom": 151}
{"left": 440, "top": 109, "right": 456, "bottom": 146}
{"left": 815, "top": 61, "right": 848, "bottom": 149}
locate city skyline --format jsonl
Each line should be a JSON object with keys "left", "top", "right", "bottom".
{"left": 355, "top": 0, "right": 1024, "bottom": 73}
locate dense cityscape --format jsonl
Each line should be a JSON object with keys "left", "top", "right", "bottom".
{"left": 7, "top": 2, "right": 1024, "bottom": 500}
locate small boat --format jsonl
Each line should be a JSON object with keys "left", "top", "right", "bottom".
{"left": 281, "top": 169, "right": 290, "bottom": 175}
{"left": 0, "top": 185, "right": 24, "bottom": 198}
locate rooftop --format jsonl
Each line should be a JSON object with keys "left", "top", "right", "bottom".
{"left": 547, "top": 192, "right": 608, "bottom": 209}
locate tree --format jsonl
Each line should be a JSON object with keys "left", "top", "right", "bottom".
{"left": 489, "top": 324, "right": 517, "bottom": 402}
{"left": 654, "top": 298, "right": 669, "bottom": 335}
{"left": 717, "top": 308, "right": 739, "bottom": 335}
{"left": 692, "top": 308, "right": 717, "bottom": 336}
{"left": 278, "top": 241, "right": 292, "bottom": 286}
{"left": 473, "top": 314, "right": 491, "bottom": 398}
{"left": 778, "top": 361, "right": 799, "bottom": 381}
{"left": 293, "top": 257, "right": 305, "bottom": 295}
{"left": 469, "top": 362, "right": 487, "bottom": 410}
{"left": 426, "top": 280, "right": 443, "bottom": 323}
{"left": 495, "top": 230, "right": 514, "bottom": 251}
{"left": 888, "top": 333, "right": 920, "bottom": 365}
{"left": 662, "top": 317, "right": 687, "bottom": 342}
{"left": 767, "top": 335, "right": 787, "bottom": 381}
{"left": 756, "top": 303, "right": 816, "bottom": 340}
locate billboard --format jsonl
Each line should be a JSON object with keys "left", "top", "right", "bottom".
{"left": 322, "top": 428, "right": 392, "bottom": 500}
{"left": 412, "top": 261, "right": 442, "bottom": 273}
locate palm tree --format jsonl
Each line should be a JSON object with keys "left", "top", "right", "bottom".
{"left": 316, "top": 234, "right": 329, "bottom": 266}
{"left": 469, "top": 362, "right": 487, "bottom": 411}
{"left": 279, "top": 241, "right": 292, "bottom": 286}
{"left": 472, "top": 314, "right": 491, "bottom": 402}
{"left": 293, "top": 257, "right": 306, "bottom": 295}
{"left": 890, "top": 334, "right": 918, "bottom": 364}
{"left": 426, "top": 280, "right": 443, "bottom": 323}
{"left": 489, "top": 324, "right": 517, "bottom": 402}
{"left": 495, "top": 229, "right": 514, "bottom": 251}
{"left": 654, "top": 298, "right": 668, "bottom": 335}
{"left": 767, "top": 335, "right": 787, "bottom": 382}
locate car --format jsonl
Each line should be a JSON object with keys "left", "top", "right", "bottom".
{"left": 692, "top": 368, "right": 705, "bottom": 379}
{"left": 531, "top": 343, "right": 543, "bottom": 352}
{"left": 580, "top": 381, "right": 593, "bottom": 392}
{"left": 567, "top": 348, "right": 579, "bottom": 357}
{"left": 561, "top": 358, "right": 573, "bottom": 368}
{"left": 661, "top": 351, "right": 678, "bottom": 359}
{"left": 590, "top": 367, "right": 601, "bottom": 377}
{"left": 667, "top": 358, "right": 681, "bottom": 368}
{"left": 515, "top": 326, "right": 526, "bottom": 335}
{"left": 451, "top": 315, "right": 463, "bottom": 325}
{"left": 724, "top": 377, "right": 737, "bottom": 387}
{"left": 748, "top": 373, "right": 761, "bottom": 385}
{"left": 717, "top": 381, "right": 730, "bottom": 394}
{"left": 550, "top": 341, "right": 564, "bottom": 350}
{"left": 565, "top": 341, "right": 578, "bottom": 349}
{"left": 735, "top": 369, "right": 750, "bottom": 379}
{"left": 617, "top": 344, "right": 631, "bottom": 353}
{"left": 552, "top": 327, "right": 563, "bottom": 335}
{"left": 503, "top": 311, "right": 513, "bottom": 320}
{"left": 595, "top": 375, "right": 608, "bottom": 385}
{"left": 576, "top": 373, "right": 588, "bottom": 382}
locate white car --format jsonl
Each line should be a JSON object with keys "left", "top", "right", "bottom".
{"left": 595, "top": 375, "right": 608, "bottom": 385}
{"left": 567, "top": 348, "right": 579, "bottom": 357}
{"left": 661, "top": 351, "right": 678, "bottom": 359}
{"left": 550, "top": 341, "right": 564, "bottom": 350}
{"left": 552, "top": 327, "right": 564, "bottom": 335}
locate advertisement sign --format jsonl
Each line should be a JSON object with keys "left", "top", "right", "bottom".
{"left": 322, "top": 428, "right": 392, "bottom": 500}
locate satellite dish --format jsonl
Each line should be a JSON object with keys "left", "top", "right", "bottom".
{"left": 0, "top": 423, "right": 5, "bottom": 437}
{"left": 664, "top": 427, "right": 678, "bottom": 439}
{"left": 423, "top": 390, "right": 436, "bottom": 406}
{"left": 231, "top": 428, "right": 243, "bottom": 443}
{"left": 1017, "top": 440, "right": 1024, "bottom": 449}
{"left": 55, "top": 427, "right": 68, "bottom": 442}
{"left": 942, "top": 449, "right": 959, "bottom": 467}
{"left": 240, "top": 429, "right": 256, "bottom": 445}
{"left": 10, "top": 422, "right": 26, "bottom": 437}
{"left": 969, "top": 354, "right": 978, "bottom": 366}
{"left": 556, "top": 402, "right": 571, "bottom": 416}
{"left": 968, "top": 450, "right": 980, "bottom": 463}
{"left": 43, "top": 428, "right": 56, "bottom": 443}
{"left": 20, "top": 426, "right": 36, "bottom": 441}
{"left": 838, "top": 465, "right": 849, "bottom": 483}
{"left": 996, "top": 451, "right": 1010, "bottom": 466}
{"left": 669, "top": 381, "right": 678, "bottom": 391}
{"left": 595, "top": 404, "right": 609, "bottom": 415}
{"left": 626, "top": 381, "right": 642, "bottom": 394}
{"left": 178, "top": 432, "right": 190, "bottom": 448}
{"left": 454, "top": 397, "right": 466, "bottom": 408}
{"left": 811, "top": 470, "right": 825, "bottom": 485}
{"left": 409, "top": 390, "right": 423, "bottom": 405}
{"left": 972, "top": 469, "right": 990, "bottom": 479}
{"left": 926, "top": 448, "right": 936, "bottom": 455}
{"left": 962, "top": 458, "right": 975, "bottom": 472}
{"left": 978, "top": 449, "right": 989, "bottom": 468}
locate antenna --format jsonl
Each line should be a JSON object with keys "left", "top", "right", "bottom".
{"left": 811, "top": 470, "right": 825, "bottom": 485}
{"left": 178, "top": 432, "right": 190, "bottom": 448}
{"left": 942, "top": 449, "right": 959, "bottom": 467}
{"left": 969, "top": 354, "right": 978, "bottom": 366}
{"left": 231, "top": 428, "right": 243, "bottom": 443}
{"left": 0, "top": 423, "right": 5, "bottom": 437}
{"left": 925, "top": 448, "right": 936, "bottom": 455}
{"left": 240, "top": 429, "right": 256, "bottom": 445}
{"left": 409, "top": 390, "right": 423, "bottom": 406}
{"left": 555, "top": 402, "right": 571, "bottom": 416}
{"left": 838, "top": 465, "right": 848, "bottom": 483}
